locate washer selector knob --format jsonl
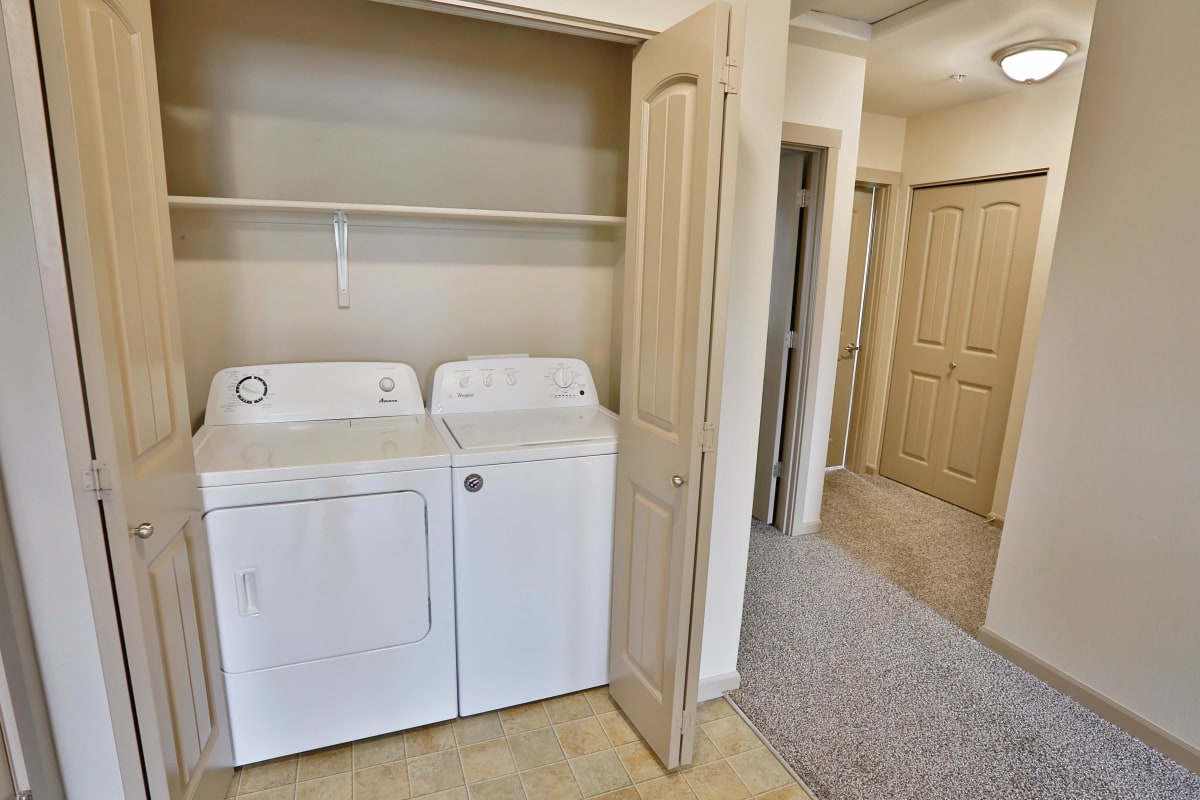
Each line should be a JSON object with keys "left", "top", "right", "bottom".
{"left": 235, "top": 375, "right": 268, "bottom": 405}
{"left": 552, "top": 367, "right": 574, "bottom": 389}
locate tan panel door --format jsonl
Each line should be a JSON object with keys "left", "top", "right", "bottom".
{"left": 827, "top": 185, "right": 874, "bottom": 467}
{"left": 610, "top": 1, "right": 741, "bottom": 770}
{"left": 33, "top": 0, "right": 233, "bottom": 797}
{"left": 881, "top": 176, "right": 1046, "bottom": 514}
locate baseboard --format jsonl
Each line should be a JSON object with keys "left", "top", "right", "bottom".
{"left": 698, "top": 671, "right": 741, "bottom": 702}
{"left": 986, "top": 515, "right": 1005, "bottom": 530}
{"left": 864, "top": 464, "right": 878, "bottom": 476}
{"left": 977, "top": 627, "right": 1200, "bottom": 775}
{"left": 792, "top": 519, "right": 821, "bottom": 537}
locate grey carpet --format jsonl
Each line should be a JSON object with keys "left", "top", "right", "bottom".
{"left": 819, "top": 469, "right": 999, "bottom": 634}
{"left": 732, "top": 522, "right": 1200, "bottom": 800}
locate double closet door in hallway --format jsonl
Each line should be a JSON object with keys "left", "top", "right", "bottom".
{"left": 880, "top": 175, "right": 1046, "bottom": 516}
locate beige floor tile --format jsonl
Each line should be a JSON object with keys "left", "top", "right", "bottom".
{"left": 238, "top": 787, "right": 294, "bottom": 800}
{"left": 226, "top": 771, "right": 240, "bottom": 798}
{"left": 239, "top": 756, "right": 297, "bottom": 793}
{"left": 455, "top": 713, "right": 506, "bottom": 747}
{"left": 544, "top": 692, "right": 594, "bottom": 724}
{"left": 597, "top": 711, "right": 639, "bottom": 747}
{"left": 726, "top": 748, "right": 793, "bottom": 795}
{"left": 754, "top": 785, "right": 811, "bottom": 800}
{"left": 695, "top": 697, "right": 736, "bottom": 725}
{"left": 615, "top": 741, "right": 668, "bottom": 784}
{"left": 423, "top": 789, "right": 469, "bottom": 800}
{"left": 355, "top": 761, "right": 411, "bottom": 800}
{"left": 509, "top": 728, "right": 566, "bottom": 771}
{"left": 700, "top": 715, "right": 762, "bottom": 758}
{"left": 682, "top": 760, "right": 750, "bottom": 800}
{"left": 584, "top": 688, "right": 619, "bottom": 715}
{"left": 689, "top": 728, "right": 722, "bottom": 767}
{"left": 595, "top": 789, "right": 640, "bottom": 800}
{"left": 297, "top": 742, "right": 351, "bottom": 781}
{"left": 634, "top": 773, "right": 698, "bottom": 800}
{"left": 355, "top": 731, "right": 407, "bottom": 769}
{"left": 521, "top": 762, "right": 583, "bottom": 800}
{"left": 468, "top": 773, "right": 527, "bottom": 800}
{"left": 406, "top": 722, "right": 458, "bottom": 758}
{"left": 499, "top": 702, "right": 551, "bottom": 735}
{"left": 460, "top": 738, "right": 517, "bottom": 784}
{"left": 409, "top": 750, "right": 466, "bottom": 796}
{"left": 555, "top": 717, "right": 611, "bottom": 759}
{"left": 296, "top": 771, "right": 352, "bottom": 800}
{"left": 570, "top": 750, "right": 632, "bottom": 797}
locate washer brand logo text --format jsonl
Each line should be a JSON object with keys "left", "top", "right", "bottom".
{"left": 379, "top": 398, "right": 398, "bottom": 403}
{"left": 455, "top": 392, "right": 475, "bottom": 399}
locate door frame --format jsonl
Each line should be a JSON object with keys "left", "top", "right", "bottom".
{"left": 774, "top": 123, "right": 838, "bottom": 536}
{"left": 0, "top": 0, "right": 146, "bottom": 795}
{"left": 842, "top": 167, "right": 900, "bottom": 475}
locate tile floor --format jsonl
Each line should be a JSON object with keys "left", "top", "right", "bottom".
{"left": 226, "top": 688, "right": 813, "bottom": 800}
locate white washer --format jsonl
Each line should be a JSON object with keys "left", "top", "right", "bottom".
{"left": 430, "top": 357, "right": 617, "bottom": 716}
{"left": 193, "top": 362, "right": 456, "bottom": 765}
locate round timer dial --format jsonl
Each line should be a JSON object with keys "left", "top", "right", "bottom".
{"left": 552, "top": 368, "right": 575, "bottom": 389}
{"left": 235, "top": 375, "right": 268, "bottom": 404}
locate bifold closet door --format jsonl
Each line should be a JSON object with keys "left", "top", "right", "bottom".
{"left": 881, "top": 175, "right": 1046, "bottom": 515}
{"left": 33, "top": 0, "right": 233, "bottom": 795}
{"left": 609, "top": 1, "right": 742, "bottom": 770}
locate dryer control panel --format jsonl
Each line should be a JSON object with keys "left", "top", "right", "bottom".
{"left": 205, "top": 362, "right": 425, "bottom": 425}
{"left": 430, "top": 357, "right": 600, "bottom": 414}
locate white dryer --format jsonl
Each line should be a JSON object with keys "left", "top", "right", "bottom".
{"left": 430, "top": 357, "right": 617, "bottom": 716}
{"left": 193, "top": 362, "right": 456, "bottom": 765}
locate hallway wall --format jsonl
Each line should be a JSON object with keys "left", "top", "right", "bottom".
{"left": 985, "top": 0, "right": 1200, "bottom": 759}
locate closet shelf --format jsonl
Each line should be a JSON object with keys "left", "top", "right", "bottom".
{"left": 167, "top": 195, "right": 626, "bottom": 227}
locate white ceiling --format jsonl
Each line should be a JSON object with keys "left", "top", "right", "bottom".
{"left": 793, "top": 0, "right": 1097, "bottom": 118}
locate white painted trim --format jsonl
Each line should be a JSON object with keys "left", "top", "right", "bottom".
{"left": 367, "top": 0, "right": 653, "bottom": 42}
{"left": 697, "top": 671, "right": 741, "bottom": 702}
{"left": 791, "top": 519, "right": 821, "bottom": 536}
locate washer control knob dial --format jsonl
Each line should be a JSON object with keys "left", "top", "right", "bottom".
{"left": 235, "top": 376, "right": 268, "bottom": 405}
{"left": 552, "top": 368, "right": 574, "bottom": 389}
{"left": 379, "top": 377, "right": 396, "bottom": 392}
{"left": 483, "top": 374, "right": 494, "bottom": 388}
{"left": 505, "top": 373, "right": 518, "bottom": 386}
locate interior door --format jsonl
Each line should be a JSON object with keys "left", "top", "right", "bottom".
{"left": 753, "top": 150, "right": 807, "bottom": 522}
{"left": 881, "top": 175, "right": 1046, "bottom": 514}
{"left": 827, "top": 185, "right": 875, "bottom": 467}
{"left": 609, "top": 1, "right": 742, "bottom": 770}
{"left": 33, "top": 0, "right": 233, "bottom": 796}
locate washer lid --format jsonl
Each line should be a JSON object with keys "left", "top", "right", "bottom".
{"left": 440, "top": 407, "right": 617, "bottom": 464}
{"left": 193, "top": 414, "right": 449, "bottom": 487}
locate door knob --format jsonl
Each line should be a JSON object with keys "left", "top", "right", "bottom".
{"left": 671, "top": 475, "right": 686, "bottom": 488}
{"left": 949, "top": 362, "right": 958, "bottom": 371}
{"left": 131, "top": 522, "right": 155, "bottom": 540}
{"left": 843, "top": 343, "right": 861, "bottom": 353}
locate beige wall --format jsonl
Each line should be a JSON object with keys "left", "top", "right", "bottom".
{"left": 857, "top": 111, "right": 905, "bottom": 173}
{"left": 780, "top": 42, "right": 866, "bottom": 532}
{"left": 985, "top": 0, "right": 1200, "bottom": 752}
{"left": 153, "top": 0, "right": 632, "bottom": 420}
{"left": 859, "top": 75, "right": 1083, "bottom": 518}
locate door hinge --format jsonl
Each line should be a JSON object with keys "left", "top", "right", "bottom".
{"left": 81, "top": 460, "right": 112, "bottom": 500}
{"left": 719, "top": 56, "right": 740, "bottom": 94}
{"left": 699, "top": 422, "right": 717, "bottom": 453}
{"left": 673, "top": 709, "right": 696, "bottom": 737}
{"left": 771, "top": 462, "right": 782, "bottom": 479}
{"left": 796, "top": 188, "right": 809, "bottom": 208}
{"left": 784, "top": 330, "right": 799, "bottom": 349}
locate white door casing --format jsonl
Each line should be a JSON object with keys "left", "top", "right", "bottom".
{"left": 881, "top": 175, "right": 1046, "bottom": 514}
{"left": 609, "top": 1, "right": 742, "bottom": 769}
{"left": 33, "top": 0, "right": 233, "bottom": 796}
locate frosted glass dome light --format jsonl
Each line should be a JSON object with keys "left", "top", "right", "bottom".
{"left": 993, "top": 40, "right": 1078, "bottom": 84}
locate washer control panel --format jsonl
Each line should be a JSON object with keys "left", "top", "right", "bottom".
{"left": 430, "top": 357, "right": 599, "bottom": 414}
{"left": 205, "top": 362, "right": 425, "bottom": 425}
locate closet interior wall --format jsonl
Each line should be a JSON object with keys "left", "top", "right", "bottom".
{"left": 151, "top": 0, "right": 633, "bottom": 424}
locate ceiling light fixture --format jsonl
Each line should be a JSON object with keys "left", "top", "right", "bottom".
{"left": 992, "top": 39, "right": 1078, "bottom": 84}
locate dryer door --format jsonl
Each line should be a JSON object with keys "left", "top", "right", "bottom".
{"left": 205, "top": 492, "right": 430, "bottom": 673}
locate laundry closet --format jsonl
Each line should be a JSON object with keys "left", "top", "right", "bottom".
{"left": 152, "top": 0, "right": 635, "bottom": 421}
